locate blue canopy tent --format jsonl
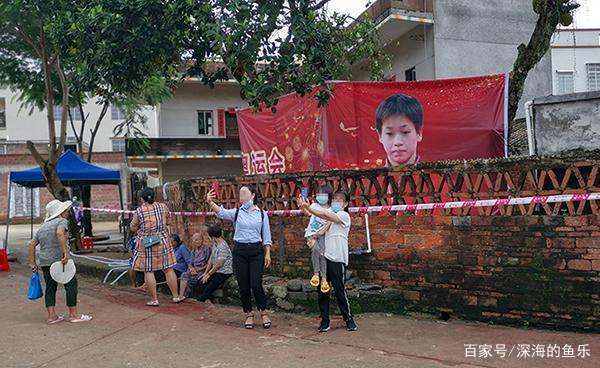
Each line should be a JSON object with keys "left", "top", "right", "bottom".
{"left": 4, "top": 150, "right": 124, "bottom": 251}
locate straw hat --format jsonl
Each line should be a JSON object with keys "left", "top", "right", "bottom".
{"left": 49, "top": 259, "right": 76, "bottom": 284}
{"left": 45, "top": 199, "right": 73, "bottom": 222}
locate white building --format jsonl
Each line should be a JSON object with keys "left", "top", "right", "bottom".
{"left": 0, "top": 87, "right": 158, "bottom": 154}
{"left": 1, "top": 76, "right": 248, "bottom": 185}
{"left": 126, "top": 79, "right": 248, "bottom": 183}
{"left": 551, "top": 28, "right": 600, "bottom": 95}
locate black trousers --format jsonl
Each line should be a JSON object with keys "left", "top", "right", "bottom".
{"left": 41, "top": 266, "right": 78, "bottom": 308}
{"left": 318, "top": 259, "right": 352, "bottom": 323}
{"left": 196, "top": 273, "right": 231, "bottom": 302}
{"left": 232, "top": 242, "right": 267, "bottom": 313}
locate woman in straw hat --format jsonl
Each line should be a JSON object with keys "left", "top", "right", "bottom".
{"left": 130, "top": 187, "right": 179, "bottom": 306}
{"left": 28, "top": 199, "right": 92, "bottom": 324}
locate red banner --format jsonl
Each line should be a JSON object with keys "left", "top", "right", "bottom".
{"left": 237, "top": 75, "right": 507, "bottom": 175}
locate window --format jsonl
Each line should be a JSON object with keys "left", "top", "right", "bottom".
{"left": 556, "top": 71, "right": 574, "bottom": 94}
{"left": 111, "top": 105, "right": 126, "bottom": 120}
{"left": 0, "top": 145, "right": 6, "bottom": 155}
{"left": 225, "top": 111, "right": 239, "bottom": 138}
{"left": 197, "top": 110, "right": 213, "bottom": 135}
{"left": 405, "top": 67, "right": 416, "bottom": 81}
{"left": 53, "top": 105, "right": 82, "bottom": 120}
{"left": 112, "top": 139, "right": 126, "bottom": 152}
{"left": 0, "top": 97, "right": 5, "bottom": 129}
{"left": 64, "top": 144, "right": 77, "bottom": 152}
{"left": 9, "top": 183, "right": 40, "bottom": 218}
{"left": 587, "top": 63, "right": 600, "bottom": 91}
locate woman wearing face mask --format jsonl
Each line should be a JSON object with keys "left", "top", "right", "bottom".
{"left": 206, "top": 185, "right": 272, "bottom": 329}
{"left": 298, "top": 191, "right": 357, "bottom": 333}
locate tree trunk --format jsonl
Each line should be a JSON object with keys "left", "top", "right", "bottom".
{"left": 81, "top": 185, "right": 93, "bottom": 237}
{"left": 507, "top": 0, "right": 579, "bottom": 144}
{"left": 78, "top": 101, "right": 110, "bottom": 238}
{"left": 40, "top": 159, "right": 82, "bottom": 251}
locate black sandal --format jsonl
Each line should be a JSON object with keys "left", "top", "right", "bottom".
{"left": 261, "top": 313, "right": 272, "bottom": 329}
{"left": 244, "top": 314, "right": 254, "bottom": 329}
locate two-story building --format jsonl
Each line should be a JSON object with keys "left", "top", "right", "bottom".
{"left": 125, "top": 78, "right": 247, "bottom": 184}
{"left": 350, "top": 0, "right": 553, "bottom": 117}
{"left": 551, "top": 28, "right": 600, "bottom": 94}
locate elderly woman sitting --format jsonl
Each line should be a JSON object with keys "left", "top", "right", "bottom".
{"left": 173, "top": 232, "right": 211, "bottom": 303}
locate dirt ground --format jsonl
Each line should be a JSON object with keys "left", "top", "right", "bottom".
{"left": 1, "top": 223, "right": 599, "bottom": 368}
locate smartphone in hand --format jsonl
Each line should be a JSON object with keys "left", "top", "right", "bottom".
{"left": 211, "top": 181, "right": 220, "bottom": 197}
{"left": 301, "top": 187, "right": 309, "bottom": 200}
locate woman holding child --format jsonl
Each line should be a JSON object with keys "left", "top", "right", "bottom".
{"left": 299, "top": 190, "right": 357, "bottom": 333}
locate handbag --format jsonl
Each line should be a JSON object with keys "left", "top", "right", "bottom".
{"left": 142, "top": 234, "right": 161, "bottom": 248}
{"left": 27, "top": 272, "right": 43, "bottom": 300}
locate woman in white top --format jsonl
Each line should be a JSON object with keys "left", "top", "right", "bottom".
{"left": 298, "top": 190, "right": 357, "bottom": 333}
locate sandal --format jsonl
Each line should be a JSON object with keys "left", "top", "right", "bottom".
{"left": 310, "top": 274, "right": 320, "bottom": 287}
{"left": 69, "top": 314, "right": 93, "bottom": 323}
{"left": 146, "top": 300, "right": 160, "bottom": 307}
{"left": 47, "top": 316, "right": 64, "bottom": 325}
{"left": 261, "top": 313, "right": 272, "bottom": 329}
{"left": 320, "top": 280, "right": 331, "bottom": 293}
{"left": 244, "top": 314, "right": 254, "bottom": 329}
{"left": 173, "top": 296, "right": 186, "bottom": 303}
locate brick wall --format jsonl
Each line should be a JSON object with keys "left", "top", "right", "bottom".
{"left": 168, "top": 212, "right": 599, "bottom": 331}
{"left": 1, "top": 152, "right": 128, "bottom": 223}
{"left": 162, "top": 154, "right": 600, "bottom": 330}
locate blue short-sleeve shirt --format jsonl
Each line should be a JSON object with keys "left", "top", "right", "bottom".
{"left": 218, "top": 207, "right": 272, "bottom": 246}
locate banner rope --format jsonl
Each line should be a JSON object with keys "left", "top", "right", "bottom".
{"left": 78, "top": 192, "right": 599, "bottom": 217}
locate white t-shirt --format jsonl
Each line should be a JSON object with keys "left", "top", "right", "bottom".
{"left": 323, "top": 210, "right": 351, "bottom": 265}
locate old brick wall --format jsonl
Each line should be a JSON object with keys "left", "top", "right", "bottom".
{"left": 163, "top": 154, "right": 600, "bottom": 330}
{"left": 168, "top": 213, "right": 599, "bottom": 330}
{"left": 1, "top": 152, "right": 128, "bottom": 223}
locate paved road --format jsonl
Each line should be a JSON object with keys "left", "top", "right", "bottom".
{"left": 1, "top": 262, "right": 599, "bottom": 368}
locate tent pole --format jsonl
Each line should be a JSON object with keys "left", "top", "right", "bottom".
{"left": 4, "top": 177, "right": 12, "bottom": 253}
{"left": 30, "top": 187, "right": 33, "bottom": 238}
{"left": 118, "top": 183, "right": 125, "bottom": 249}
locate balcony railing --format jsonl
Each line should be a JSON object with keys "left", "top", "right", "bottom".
{"left": 355, "top": 0, "right": 434, "bottom": 26}
{"left": 125, "top": 137, "right": 241, "bottom": 158}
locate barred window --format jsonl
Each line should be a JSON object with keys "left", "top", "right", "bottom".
{"left": 587, "top": 63, "right": 600, "bottom": 91}
{"left": 556, "top": 71, "right": 574, "bottom": 94}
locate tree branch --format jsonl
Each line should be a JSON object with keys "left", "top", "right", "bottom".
{"left": 507, "top": 0, "right": 580, "bottom": 123}
{"left": 68, "top": 108, "right": 79, "bottom": 143}
{"left": 14, "top": 26, "right": 42, "bottom": 59}
{"left": 308, "top": 0, "right": 332, "bottom": 11}
{"left": 78, "top": 101, "right": 87, "bottom": 156}
{"left": 53, "top": 55, "right": 69, "bottom": 155}
{"left": 87, "top": 101, "right": 109, "bottom": 162}
{"left": 26, "top": 141, "right": 46, "bottom": 168}
{"left": 39, "top": 24, "right": 57, "bottom": 163}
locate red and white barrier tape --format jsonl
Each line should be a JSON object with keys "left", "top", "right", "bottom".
{"left": 347, "top": 192, "right": 598, "bottom": 214}
{"left": 78, "top": 192, "right": 599, "bottom": 217}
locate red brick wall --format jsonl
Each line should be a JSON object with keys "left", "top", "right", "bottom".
{"left": 169, "top": 213, "right": 600, "bottom": 330}
{"left": 1, "top": 152, "right": 127, "bottom": 223}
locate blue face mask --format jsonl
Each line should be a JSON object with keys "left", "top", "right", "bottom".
{"left": 241, "top": 199, "right": 254, "bottom": 210}
{"left": 316, "top": 194, "right": 329, "bottom": 205}
{"left": 331, "top": 202, "right": 343, "bottom": 213}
